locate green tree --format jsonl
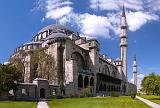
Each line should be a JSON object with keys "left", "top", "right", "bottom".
{"left": 29, "top": 48, "right": 56, "bottom": 82}
{"left": 141, "top": 73, "right": 160, "bottom": 95}
{"left": 9, "top": 50, "right": 26, "bottom": 82}
{"left": 60, "top": 80, "right": 65, "bottom": 95}
{"left": 0, "top": 64, "right": 21, "bottom": 99}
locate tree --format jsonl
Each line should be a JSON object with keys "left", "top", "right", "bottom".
{"left": 0, "top": 64, "right": 21, "bottom": 99}
{"left": 29, "top": 48, "right": 57, "bottom": 83}
{"left": 10, "top": 47, "right": 57, "bottom": 83}
{"left": 141, "top": 73, "right": 160, "bottom": 95}
{"left": 60, "top": 80, "right": 65, "bottom": 95}
{"left": 9, "top": 50, "right": 26, "bottom": 82}
{"left": 154, "top": 76, "right": 160, "bottom": 95}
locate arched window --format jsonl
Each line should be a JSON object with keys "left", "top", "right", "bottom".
{"left": 105, "top": 65, "right": 110, "bottom": 75}
{"left": 78, "top": 75, "right": 83, "bottom": 88}
{"left": 99, "top": 83, "right": 103, "bottom": 91}
{"left": 71, "top": 52, "right": 85, "bottom": 70}
{"left": 103, "top": 84, "right": 106, "bottom": 91}
{"left": 90, "top": 77, "right": 94, "bottom": 87}
{"left": 84, "top": 76, "right": 89, "bottom": 88}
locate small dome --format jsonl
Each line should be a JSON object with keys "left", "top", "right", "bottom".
{"left": 38, "top": 24, "right": 75, "bottom": 34}
{"left": 23, "top": 41, "right": 42, "bottom": 46}
{"left": 115, "top": 58, "right": 121, "bottom": 61}
{"left": 45, "top": 33, "right": 69, "bottom": 40}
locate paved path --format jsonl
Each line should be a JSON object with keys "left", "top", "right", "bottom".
{"left": 136, "top": 96, "right": 160, "bottom": 108}
{"left": 37, "top": 100, "right": 49, "bottom": 108}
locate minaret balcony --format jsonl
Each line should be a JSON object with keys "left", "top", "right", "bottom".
{"left": 120, "top": 43, "right": 128, "bottom": 47}
{"left": 121, "top": 25, "right": 127, "bottom": 29}
{"left": 120, "top": 35, "right": 127, "bottom": 38}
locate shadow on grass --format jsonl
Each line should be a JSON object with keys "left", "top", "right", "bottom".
{"left": 150, "top": 98, "right": 160, "bottom": 100}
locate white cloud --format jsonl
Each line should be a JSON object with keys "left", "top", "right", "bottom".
{"left": 137, "top": 73, "right": 145, "bottom": 89}
{"left": 3, "top": 62, "right": 8, "bottom": 65}
{"left": 137, "top": 73, "right": 145, "bottom": 79}
{"left": 44, "top": 0, "right": 73, "bottom": 19}
{"left": 90, "top": 0, "right": 143, "bottom": 11}
{"left": 46, "top": 6, "right": 73, "bottom": 19}
{"left": 130, "top": 73, "right": 145, "bottom": 89}
{"left": 36, "top": 0, "right": 160, "bottom": 39}
{"left": 130, "top": 78, "right": 134, "bottom": 83}
{"left": 79, "top": 14, "right": 111, "bottom": 39}
{"left": 127, "top": 11, "right": 159, "bottom": 31}
{"left": 90, "top": 0, "right": 120, "bottom": 11}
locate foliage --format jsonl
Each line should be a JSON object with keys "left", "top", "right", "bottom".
{"left": 130, "top": 91, "right": 136, "bottom": 99}
{"left": 141, "top": 73, "right": 160, "bottom": 95}
{"left": 9, "top": 50, "right": 26, "bottom": 82}
{"left": 0, "top": 64, "right": 21, "bottom": 95}
{"left": 29, "top": 48, "right": 56, "bottom": 81}
{"left": 10, "top": 48, "right": 56, "bottom": 83}
{"left": 68, "top": 91, "right": 79, "bottom": 98}
{"left": 60, "top": 80, "right": 65, "bottom": 95}
{"left": 110, "top": 91, "right": 119, "bottom": 97}
{"left": 56, "top": 94, "right": 64, "bottom": 99}
{"left": 80, "top": 87, "right": 91, "bottom": 97}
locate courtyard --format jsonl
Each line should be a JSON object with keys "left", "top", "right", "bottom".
{"left": 47, "top": 96, "right": 150, "bottom": 108}
{"left": 0, "top": 96, "right": 153, "bottom": 108}
{"left": 0, "top": 101, "right": 37, "bottom": 108}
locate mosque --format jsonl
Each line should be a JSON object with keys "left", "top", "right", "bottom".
{"left": 8, "top": 5, "right": 137, "bottom": 99}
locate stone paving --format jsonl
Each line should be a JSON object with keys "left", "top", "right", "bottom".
{"left": 37, "top": 100, "right": 49, "bottom": 108}
{"left": 136, "top": 96, "right": 160, "bottom": 108}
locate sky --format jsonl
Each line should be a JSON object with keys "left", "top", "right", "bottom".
{"left": 0, "top": 0, "right": 160, "bottom": 89}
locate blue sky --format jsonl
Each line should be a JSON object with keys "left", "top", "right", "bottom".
{"left": 0, "top": 0, "right": 160, "bottom": 89}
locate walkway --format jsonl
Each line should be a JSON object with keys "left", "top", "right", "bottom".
{"left": 136, "top": 96, "right": 160, "bottom": 108}
{"left": 37, "top": 100, "right": 49, "bottom": 108}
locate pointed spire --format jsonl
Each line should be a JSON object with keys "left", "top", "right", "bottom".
{"left": 122, "top": 3, "right": 126, "bottom": 17}
{"left": 134, "top": 54, "right": 136, "bottom": 61}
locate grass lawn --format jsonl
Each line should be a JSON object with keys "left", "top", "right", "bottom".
{"left": 139, "top": 95, "right": 160, "bottom": 105}
{"left": 0, "top": 101, "right": 37, "bottom": 108}
{"left": 48, "top": 96, "right": 151, "bottom": 108}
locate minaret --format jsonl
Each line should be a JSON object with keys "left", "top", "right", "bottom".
{"left": 133, "top": 54, "right": 137, "bottom": 86}
{"left": 120, "top": 4, "right": 128, "bottom": 81}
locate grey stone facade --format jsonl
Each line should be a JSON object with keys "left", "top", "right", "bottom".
{"left": 8, "top": 6, "right": 137, "bottom": 99}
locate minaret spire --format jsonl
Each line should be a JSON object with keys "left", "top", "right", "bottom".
{"left": 133, "top": 54, "right": 137, "bottom": 86}
{"left": 122, "top": 3, "right": 126, "bottom": 17}
{"left": 120, "top": 4, "right": 128, "bottom": 81}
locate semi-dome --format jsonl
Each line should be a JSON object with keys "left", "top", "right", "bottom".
{"left": 38, "top": 24, "right": 75, "bottom": 34}
{"left": 45, "top": 33, "right": 69, "bottom": 40}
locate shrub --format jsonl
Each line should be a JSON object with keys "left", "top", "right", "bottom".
{"left": 69, "top": 91, "right": 79, "bottom": 98}
{"left": 56, "top": 94, "right": 63, "bottom": 99}
{"left": 80, "top": 87, "right": 91, "bottom": 97}
{"left": 110, "top": 91, "right": 119, "bottom": 97}
{"left": 131, "top": 92, "right": 136, "bottom": 99}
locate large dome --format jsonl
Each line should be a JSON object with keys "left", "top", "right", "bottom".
{"left": 38, "top": 24, "right": 75, "bottom": 34}
{"left": 45, "top": 33, "right": 69, "bottom": 40}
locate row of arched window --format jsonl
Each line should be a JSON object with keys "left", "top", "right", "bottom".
{"left": 78, "top": 75, "right": 94, "bottom": 88}
{"left": 99, "top": 83, "right": 121, "bottom": 92}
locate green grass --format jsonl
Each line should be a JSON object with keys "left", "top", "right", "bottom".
{"left": 0, "top": 101, "right": 37, "bottom": 108}
{"left": 139, "top": 95, "right": 160, "bottom": 105}
{"left": 48, "top": 96, "right": 151, "bottom": 108}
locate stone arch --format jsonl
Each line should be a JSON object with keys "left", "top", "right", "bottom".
{"left": 84, "top": 76, "right": 89, "bottom": 88}
{"left": 71, "top": 52, "right": 85, "bottom": 69}
{"left": 40, "top": 88, "right": 45, "bottom": 98}
{"left": 78, "top": 74, "right": 83, "bottom": 88}
{"left": 105, "top": 65, "right": 110, "bottom": 75}
{"left": 99, "top": 83, "right": 103, "bottom": 91}
{"left": 90, "top": 77, "right": 94, "bottom": 87}
{"left": 103, "top": 84, "right": 106, "bottom": 91}
{"left": 108, "top": 85, "right": 111, "bottom": 91}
